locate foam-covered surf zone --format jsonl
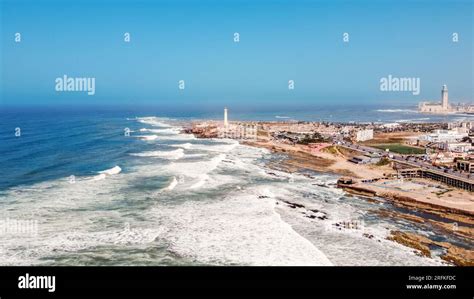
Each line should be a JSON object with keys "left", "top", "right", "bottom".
{"left": 0, "top": 117, "right": 443, "bottom": 266}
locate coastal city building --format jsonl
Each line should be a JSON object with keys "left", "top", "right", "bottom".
{"left": 355, "top": 129, "right": 374, "bottom": 142}
{"left": 217, "top": 123, "right": 257, "bottom": 140}
{"left": 419, "top": 85, "right": 474, "bottom": 114}
{"left": 418, "top": 128, "right": 468, "bottom": 143}
{"left": 457, "top": 159, "right": 474, "bottom": 173}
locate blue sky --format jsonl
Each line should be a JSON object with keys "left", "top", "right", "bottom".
{"left": 1, "top": 0, "right": 472, "bottom": 108}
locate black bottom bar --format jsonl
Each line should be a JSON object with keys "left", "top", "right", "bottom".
{"left": 0, "top": 266, "right": 471, "bottom": 298}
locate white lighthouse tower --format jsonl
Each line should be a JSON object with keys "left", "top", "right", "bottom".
{"left": 441, "top": 85, "right": 449, "bottom": 110}
{"left": 224, "top": 107, "right": 228, "bottom": 128}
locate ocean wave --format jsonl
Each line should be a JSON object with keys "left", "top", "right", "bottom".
{"left": 148, "top": 187, "right": 333, "bottom": 266}
{"left": 184, "top": 154, "right": 207, "bottom": 158}
{"left": 153, "top": 134, "right": 196, "bottom": 141}
{"left": 375, "top": 109, "right": 417, "bottom": 113}
{"left": 0, "top": 132, "right": 446, "bottom": 266}
{"left": 136, "top": 117, "right": 172, "bottom": 128}
{"left": 99, "top": 166, "right": 122, "bottom": 175}
{"left": 163, "top": 177, "right": 178, "bottom": 191}
{"left": 163, "top": 154, "right": 226, "bottom": 181}
{"left": 130, "top": 148, "right": 185, "bottom": 160}
{"left": 139, "top": 128, "right": 180, "bottom": 135}
{"left": 169, "top": 143, "right": 193, "bottom": 149}
{"left": 190, "top": 142, "right": 238, "bottom": 152}
{"left": 190, "top": 174, "right": 209, "bottom": 189}
{"left": 396, "top": 117, "right": 430, "bottom": 122}
{"left": 134, "top": 135, "right": 159, "bottom": 141}
{"left": 88, "top": 166, "right": 122, "bottom": 181}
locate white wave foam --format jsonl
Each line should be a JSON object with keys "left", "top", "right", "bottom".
{"left": 0, "top": 131, "right": 443, "bottom": 266}
{"left": 134, "top": 135, "right": 159, "bottom": 141}
{"left": 87, "top": 166, "right": 122, "bottom": 181}
{"left": 152, "top": 134, "right": 196, "bottom": 141}
{"left": 375, "top": 109, "right": 417, "bottom": 113}
{"left": 139, "top": 128, "right": 180, "bottom": 135}
{"left": 190, "top": 142, "right": 238, "bottom": 153}
{"left": 148, "top": 187, "right": 332, "bottom": 266}
{"left": 165, "top": 153, "right": 226, "bottom": 177}
{"left": 169, "top": 143, "right": 193, "bottom": 149}
{"left": 90, "top": 173, "right": 107, "bottom": 181}
{"left": 185, "top": 154, "right": 207, "bottom": 158}
{"left": 136, "top": 117, "right": 173, "bottom": 127}
{"left": 163, "top": 177, "right": 178, "bottom": 191}
{"left": 190, "top": 174, "right": 209, "bottom": 189}
{"left": 130, "top": 148, "right": 185, "bottom": 160}
{"left": 0, "top": 226, "right": 166, "bottom": 265}
{"left": 99, "top": 166, "right": 122, "bottom": 175}
{"left": 396, "top": 117, "right": 430, "bottom": 123}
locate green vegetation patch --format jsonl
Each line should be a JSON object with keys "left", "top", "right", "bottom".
{"left": 375, "top": 157, "right": 391, "bottom": 166}
{"left": 322, "top": 145, "right": 339, "bottom": 155}
{"left": 296, "top": 132, "right": 328, "bottom": 145}
{"left": 371, "top": 143, "right": 425, "bottom": 155}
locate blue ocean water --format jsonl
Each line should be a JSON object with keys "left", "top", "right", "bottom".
{"left": 0, "top": 105, "right": 471, "bottom": 266}
{"left": 2, "top": 104, "right": 472, "bottom": 190}
{"left": 1, "top": 109, "right": 131, "bottom": 189}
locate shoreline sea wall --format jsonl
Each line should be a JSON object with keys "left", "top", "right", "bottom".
{"left": 338, "top": 182, "right": 474, "bottom": 218}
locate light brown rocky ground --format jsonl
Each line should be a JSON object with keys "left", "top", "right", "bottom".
{"left": 352, "top": 179, "right": 474, "bottom": 216}
{"left": 244, "top": 140, "right": 394, "bottom": 179}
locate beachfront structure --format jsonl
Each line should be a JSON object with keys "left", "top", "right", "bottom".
{"left": 397, "top": 168, "right": 474, "bottom": 192}
{"left": 355, "top": 129, "right": 374, "bottom": 142}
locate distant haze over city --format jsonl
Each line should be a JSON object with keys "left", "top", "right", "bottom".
{"left": 1, "top": 0, "right": 473, "bottom": 108}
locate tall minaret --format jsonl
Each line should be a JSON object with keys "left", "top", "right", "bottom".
{"left": 441, "top": 85, "right": 449, "bottom": 110}
{"left": 224, "top": 107, "right": 228, "bottom": 128}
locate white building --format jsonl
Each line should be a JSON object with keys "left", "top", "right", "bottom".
{"left": 419, "top": 129, "right": 468, "bottom": 143}
{"left": 441, "top": 142, "right": 473, "bottom": 153}
{"left": 381, "top": 123, "right": 400, "bottom": 129}
{"left": 217, "top": 123, "right": 257, "bottom": 140}
{"left": 355, "top": 129, "right": 373, "bottom": 142}
{"left": 448, "top": 121, "right": 474, "bottom": 131}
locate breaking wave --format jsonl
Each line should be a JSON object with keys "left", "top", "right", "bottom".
{"left": 139, "top": 128, "right": 180, "bottom": 135}
{"left": 376, "top": 109, "right": 417, "bottom": 113}
{"left": 130, "top": 148, "right": 185, "bottom": 160}
{"left": 169, "top": 143, "right": 193, "bottom": 149}
{"left": 134, "top": 135, "right": 159, "bottom": 141}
